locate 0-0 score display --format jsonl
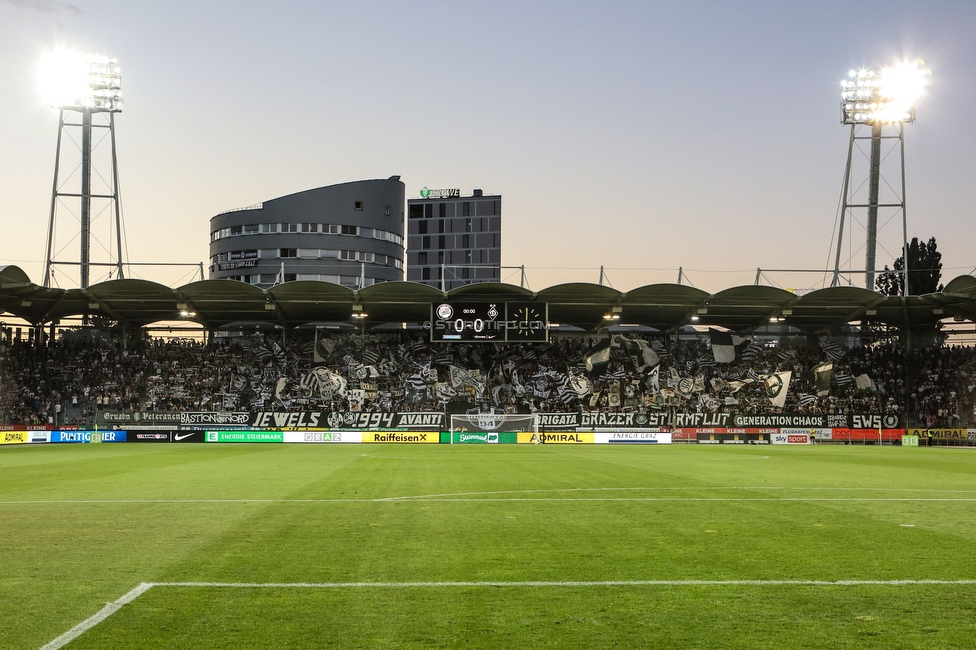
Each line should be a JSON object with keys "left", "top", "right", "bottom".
{"left": 430, "top": 302, "right": 548, "bottom": 343}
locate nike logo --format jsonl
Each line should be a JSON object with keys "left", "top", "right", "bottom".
{"left": 174, "top": 433, "right": 194, "bottom": 441}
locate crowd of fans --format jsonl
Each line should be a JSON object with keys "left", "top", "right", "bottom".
{"left": 1, "top": 324, "right": 975, "bottom": 428}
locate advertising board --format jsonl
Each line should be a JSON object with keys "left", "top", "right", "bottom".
{"left": 49, "top": 431, "right": 127, "bottom": 443}
{"left": 1, "top": 431, "right": 29, "bottom": 445}
{"left": 129, "top": 432, "right": 172, "bottom": 442}
{"left": 205, "top": 431, "right": 283, "bottom": 443}
{"left": 902, "top": 435, "right": 919, "bottom": 447}
{"left": 770, "top": 430, "right": 811, "bottom": 445}
{"left": 594, "top": 431, "right": 672, "bottom": 444}
{"left": 361, "top": 432, "right": 439, "bottom": 443}
{"left": 29, "top": 431, "right": 51, "bottom": 444}
{"left": 282, "top": 432, "right": 357, "bottom": 443}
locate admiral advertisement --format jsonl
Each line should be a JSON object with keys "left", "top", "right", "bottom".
{"left": 1, "top": 431, "right": 29, "bottom": 445}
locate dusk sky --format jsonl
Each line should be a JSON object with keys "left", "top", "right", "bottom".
{"left": 1, "top": 0, "right": 974, "bottom": 293}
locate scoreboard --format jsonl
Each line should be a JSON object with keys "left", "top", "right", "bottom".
{"left": 430, "top": 302, "right": 548, "bottom": 343}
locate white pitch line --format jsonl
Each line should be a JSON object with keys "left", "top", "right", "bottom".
{"left": 38, "top": 582, "right": 153, "bottom": 650}
{"left": 6, "top": 497, "right": 976, "bottom": 505}
{"left": 155, "top": 579, "right": 976, "bottom": 588}
{"left": 40, "top": 578, "right": 976, "bottom": 649}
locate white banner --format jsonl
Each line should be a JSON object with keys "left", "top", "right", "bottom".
{"left": 282, "top": 431, "right": 359, "bottom": 443}
{"left": 594, "top": 430, "right": 672, "bottom": 444}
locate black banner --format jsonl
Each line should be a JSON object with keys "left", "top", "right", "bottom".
{"left": 98, "top": 411, "right": 182, "bottom": 426}
{"left": 247, "top": 411, "right": 444, "bottom": 431}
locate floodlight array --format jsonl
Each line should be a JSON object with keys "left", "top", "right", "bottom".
{"left": 40, "top": 51, "right": 123, "bottom": 113}
{"left": 840, "top": 60, "right": 930, "bottom": 124}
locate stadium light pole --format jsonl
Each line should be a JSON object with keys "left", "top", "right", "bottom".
{"left": 40, "top": 50, "right": 125, "bottom": 289}
{"left": 831, "top": 60, "right": 930, "bottom": 293}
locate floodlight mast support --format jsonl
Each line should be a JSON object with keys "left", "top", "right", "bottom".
{"left": 42, "top": 55, "right": 125, "bottom": 290}
{"left": 831, "top": 63, "right": 926, "bottom": 293}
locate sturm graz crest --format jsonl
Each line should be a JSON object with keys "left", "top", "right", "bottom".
{"left": 466, "top": 407, "right": 504, "bottom": 431}
{"left": 883, "top": 414, "right": 899, "bottom": 429}
{"left": 327, "top": 412, "right": 345, "bottom": 428}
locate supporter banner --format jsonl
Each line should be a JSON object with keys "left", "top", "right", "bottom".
{"left": 770, "top": 431, "right": 811, "bottom": 445}
{"left": 183, "top": 412, "right": 250, "bottom": 427}
{"left": 282, "top": 432, "right": 359, "bottom": 443}
{"left": 205, "top": 431, "right": 284, "bottom": 443}
{"left": 50, "top": 431, "right": 127, "bottom": 443}
{"left": 848, "top": 414, "right": 901, "bottom": 430}
{"left": 578, "top": 412, "right": 669, "bottom": 429}
{"left": 733, "top": 415, "right": 824, "bottom": 428}
{"left": 1, "top": 431, "right": 29, "bottom": 445}
{"left": 29, "top": 431, "right": 51, "bottom": 444}
{"left": 99, "top": 411, "right": 182, "bottom": 426}
{"left": 907, "top": 428, "right": 967, "bottom": 441}
{"left": 129, "top": 432, "right": 172, "bottom": 443}
{"left": 594, "top": 431, "right": 672, "bottom": 444}
{"left": 361, "top": 431, "right": 439, "bottom": 443}
{"left": 250, "top": 411, "right": 444, "bottom": 431}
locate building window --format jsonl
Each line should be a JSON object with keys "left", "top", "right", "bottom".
{"left": 438, "top": 251, "right": 444, "bottom": 264}
{"left": 438, "top": 235, "right": 446, "bottom": 249}
{"left": 355, "top": 201, "right": 364, "bottom": 211}
{"left": 279, "top": 248, "right": 297, "bottom": 258}
{"left": 302, "top": 223, "right": 318, "bottom": 233}
{"left": 462, "top": 234, "right": 470, "bottom": 248}
{"left": 341, "top": 225, "right": 357, "bottom": 235}
{"left": 439, "top": 203, "right": 446, "bottom": 218}
{"left": 465, "top": 250, "right": 473, "bottom": 264}
{"left": 418, "top": 220, "right": 428, "bottom": 234}
{"left": 284, "top": 274, "right": 296, "bottom": 282}
{"left": 283, "top": 223, "right": 299, "bottom": 233}
{"left": 244, "top": 224, "right": 259, "bottom": 234}
{"left": 422, "top": 267, "right": 431, "bottom": 281}
{"left": 385, "top": 205, "right": 391, "bottom": 216}
{"left": 424, "top": 204, "right": 432, "bottom": 218}
{"left": 422, "top": 236, "right": 430, "bottom": 250}
{"left": 462, "top": 202, "right": 470, "bottom": 217}
{"left": 261, "top": 223, "right": 277, "bottom": 233}
{"left": 439, "top": 219, "right": 445, "bottom": 234}
{"left": 418, "top": 252, "right": 427, "bottom": 266}
{"left": 409, "top": 204, "right": 424, "bottom": 219}
{"left": 230, "top": 225, "right": 243, "bottom": 235}
{"left": 466, "top": 218, "right": 473, "bottom": 232}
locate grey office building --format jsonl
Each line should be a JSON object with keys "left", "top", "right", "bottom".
{"left": 209, "top": 178, "right": 404, "bottom": 288}
{"left": 406, "top": 189, "right": 501, "bottom": 290}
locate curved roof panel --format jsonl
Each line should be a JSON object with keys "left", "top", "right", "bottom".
{"left": 700, "top": 286, "right": 799, "bottom": 332}
{"left": 619, "top": 284, "right": 709, "bottom": 332}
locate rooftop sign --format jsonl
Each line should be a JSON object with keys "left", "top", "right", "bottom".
{"left": 419, "top": 187, "right": 460, "bottom": 199}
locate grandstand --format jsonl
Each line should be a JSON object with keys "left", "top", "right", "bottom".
{"left": 3, "top": 264, "right": 976, "bottom": 442}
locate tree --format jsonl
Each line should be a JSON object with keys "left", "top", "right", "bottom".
{"left": 876, "top": 236, "right": 943, "bottom": 296}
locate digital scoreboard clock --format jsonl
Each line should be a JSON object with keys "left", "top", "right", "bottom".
{"left": 430, "top": 302, "right": 548, "bottom": 343}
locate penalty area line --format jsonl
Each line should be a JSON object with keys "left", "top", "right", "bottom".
{"left": 39, "top": 579, "right": 976, "bottom": 649}
{"left": 38, "top": 582, "right": 153, "bottom": 650}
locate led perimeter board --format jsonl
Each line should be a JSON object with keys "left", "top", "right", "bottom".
{"left": 430, "top": 302, "right": 548, "bottom": 343}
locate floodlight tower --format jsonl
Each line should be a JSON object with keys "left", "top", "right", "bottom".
{"left": 830, "top": 60, "right": 930, "bottom": 293}
{"left": 41, "top": 51, "right": 125, "bottom": 289}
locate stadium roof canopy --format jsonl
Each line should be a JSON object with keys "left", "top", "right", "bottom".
{"left": 1, "top": 265, "right": 973, "bottom": 334}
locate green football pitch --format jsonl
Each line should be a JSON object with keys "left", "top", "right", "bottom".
{"left": 2, "top": 443, "right": 975, "bottom": 649}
